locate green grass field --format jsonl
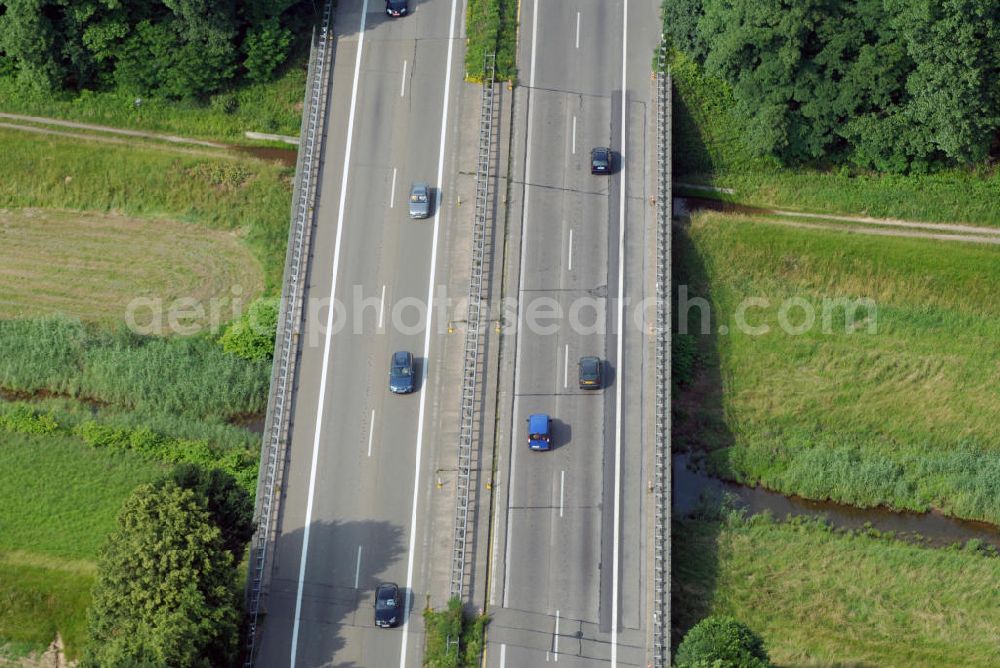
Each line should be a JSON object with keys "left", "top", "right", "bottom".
{"left": 675, "top": 212, "right": 1000, "bottom": 522}
{"left": 673, "top": 514, "right": 1000, "bottom": 667}
{"left": 668, "top": 50, "right": 1000, "bottom": 226}
{"left": 0, "top": 431, "right": 165, "bottom": 658}
{"left": 0, "top": 127, "right": 292, "bottom": 293}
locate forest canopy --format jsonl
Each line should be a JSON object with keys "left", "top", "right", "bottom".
{"left": 0, "top": 0, "right": 307, "bottom": 99}
{"left": 664, "top": 0, "right": 1000, "bottom": 173}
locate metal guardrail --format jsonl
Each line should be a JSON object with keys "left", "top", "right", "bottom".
{"left": 243, "top": 2, "right": 335, "bottom": 664}
{"left": 652, "top": 39, "right": 673, "bottom": 668}
{"left": 451, "top": 53, "right": 498, "bottom": 600}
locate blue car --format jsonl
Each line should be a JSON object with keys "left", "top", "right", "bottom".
{"left": 527, "top": 413, "right": 552, "bottom": 451}
{"left": 389, "top": 351, "right": 415, "bottom": 394}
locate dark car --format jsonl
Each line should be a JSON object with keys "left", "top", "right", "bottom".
{"left": 374, "top": 582, "right": 401, "bottom": 628}
{"left": 389, "top": 351, "right": 415, "bottom": 394}
{"left": 386, "top": 0, "right": 408, "bottom": 16}
{"left": 527, "top": 413, "right": 552, "bottom": 451}
{"left": 578, "top": 356, "right": 603, "bottom": 389}
{"left": 591, "top": 147, "right": 612, "bottom": 174}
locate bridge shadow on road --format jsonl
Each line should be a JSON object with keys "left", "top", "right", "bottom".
{"left": 252, "top": 519, "right": 406, "bottom": 668}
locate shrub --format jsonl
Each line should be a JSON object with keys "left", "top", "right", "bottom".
{"left": 218, "top": 297, "right": 279, "bottom": 362}
{"left": 675, "top": 615, "right": 771, "bottom": 668}
{"left": 0, "top": 405, "right": 58, "bottom": 434}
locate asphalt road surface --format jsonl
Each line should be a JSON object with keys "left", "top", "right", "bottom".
{"left": 254, "top": 0, "right": 464, "bottom": 665}
{"left": 487, "top": 0, "right": 660, "bottom": 666}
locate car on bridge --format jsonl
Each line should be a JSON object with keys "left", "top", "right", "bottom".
{"left": 385, "top": 0, "right": 408, "bottom": 17}
{"left": 591, "top": 146, "right": 612, "bottom": 174}
{"left": 409, "top": 182, "right": 431, "bottom": 219}
{"left": 374, "top": 583, "right": 401, "bottom": 628}
{"left": 578, "top": 356, "right": 603, "bottom": 389}
{"left": 527, "top": 413, "right": 552, "bottom": 451}
{"left": 389, "top": 351, "right": 415, "bottom": 394}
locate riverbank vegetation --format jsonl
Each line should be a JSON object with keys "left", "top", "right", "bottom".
{"left": 0, "top": 0, "right": 313, "bottom": 142}
{"left": 663, "top": 2, "right": 1000, "bottom": 225}
{"left": 675, "top": 213, "right": 1000, "bottom": 522}
{"left": 673, "top": 512, "right": 1000, "bottom": 667}
{"left": 0, "top": 103, "right": 289, "bottom": 658}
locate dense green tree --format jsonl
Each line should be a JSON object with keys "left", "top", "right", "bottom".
{"left": 0, "top": 0, "right": 304, "bottom": 98}
{"left": 675, "top": 615, "right": 771, "bottom": 668}
{"left": 890, "top": 0, "right": 1000, "bottom": 163}
{"left": 243, "top": 15, "right": 293, "bottom": 83}
{"left": 82, "top": 482, "right": 241, "bottom": 668}
{"left": 666, "top": 0, "right": 1000, "bottom": 172}
{"left": 163, "top": 462, "right": 255, "bottom": 557}
{"left": 0, "top": 0, "right": 65, "bottom": 90}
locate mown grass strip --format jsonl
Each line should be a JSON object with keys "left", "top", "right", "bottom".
{"left": 674, "top": 514, "right": 1000, "bottom": 667}
{"left": 0, "top": 128, "right": 291, "bottom": 292}
{"left": 0, "top": 209, "right": 264, "bottom": 324}
{"left": 464, "top": 0, "right": 518, "bottom": 82}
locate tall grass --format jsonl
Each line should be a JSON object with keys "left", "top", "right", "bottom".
{"left": 0, "top": 128, "right": 292, "bottom": 292}
{"left": 0, "top": 317, "right": 270, "bottom": 419}
{"left": 673, "top": 514, "right": 1000, "bottom": 667}
{"left": 676, "top": 214, "right": 1000, "bottom": 522}
{"left": 668, "top": 50, "right": 1000, "bottom": 226}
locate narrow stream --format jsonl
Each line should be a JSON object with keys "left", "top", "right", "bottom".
{"left": 230, "top": 144, "right": 297, "bottom": 167}
{"left": 673, "top": 452, "right": 1000, "bottom": 550}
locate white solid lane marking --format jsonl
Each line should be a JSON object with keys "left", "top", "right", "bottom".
{"left": 563, "top": 344, "right": 569, "bottom": 389}
{"left": 488, "top": 468, "right": 503, "bottom": 605}
{"left": 390, "top": 167, "right": 397, "bottom": 208}
{"left": 290, "top": 0, "right": 370, "bottom": 663}
{"left": 571, "top": 115, "right": 576, "bottom": 154}
{"left": 378, "top": 284, "right": 386, "bottom": 329}
{"left": 500, "top": 643, "right": 507, "bottom": 668}
{"left": 554, "top": 609, "right": 560, "bottom": 660}
{"left": 503, "top": 0, "right": 540, "bottom": 611}
{"left": 575, "top": 12, "right": 580, "bottom": 49}
{"left": 401, "top": 59, "right": 407, "bottom": 97}
{"left": 611, "top": 1, "right": 628, "bottom": 665}
{"left": 354, "top": 545, "right": 363, "bottom": 588}
{"left": 398, "top": 0, "right": 459, "bottom": 663}
{"left": 367, "top": 409, "right": 375, "bottom": 457}
{"left": 567, "top": 227, "right": 573, "bottom": 271}
{"left": 559, "top": 470, "right": 565, "bottom": 518}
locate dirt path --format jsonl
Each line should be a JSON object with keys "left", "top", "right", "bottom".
{"left": 746, "top": 215, "right": 1000, "bottom": 246}
{"left": 0, "top": 112, "right": 225, "bottom": 147}
{"left": 0, "top": 121, "right": 235, "bottom": 161}
{"left": 678, "top": 197, "right": 1000, "bottom": 245}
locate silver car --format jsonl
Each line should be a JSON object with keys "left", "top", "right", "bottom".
{"left": 408, "top": 182, "right": 431, "bottom": 219}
